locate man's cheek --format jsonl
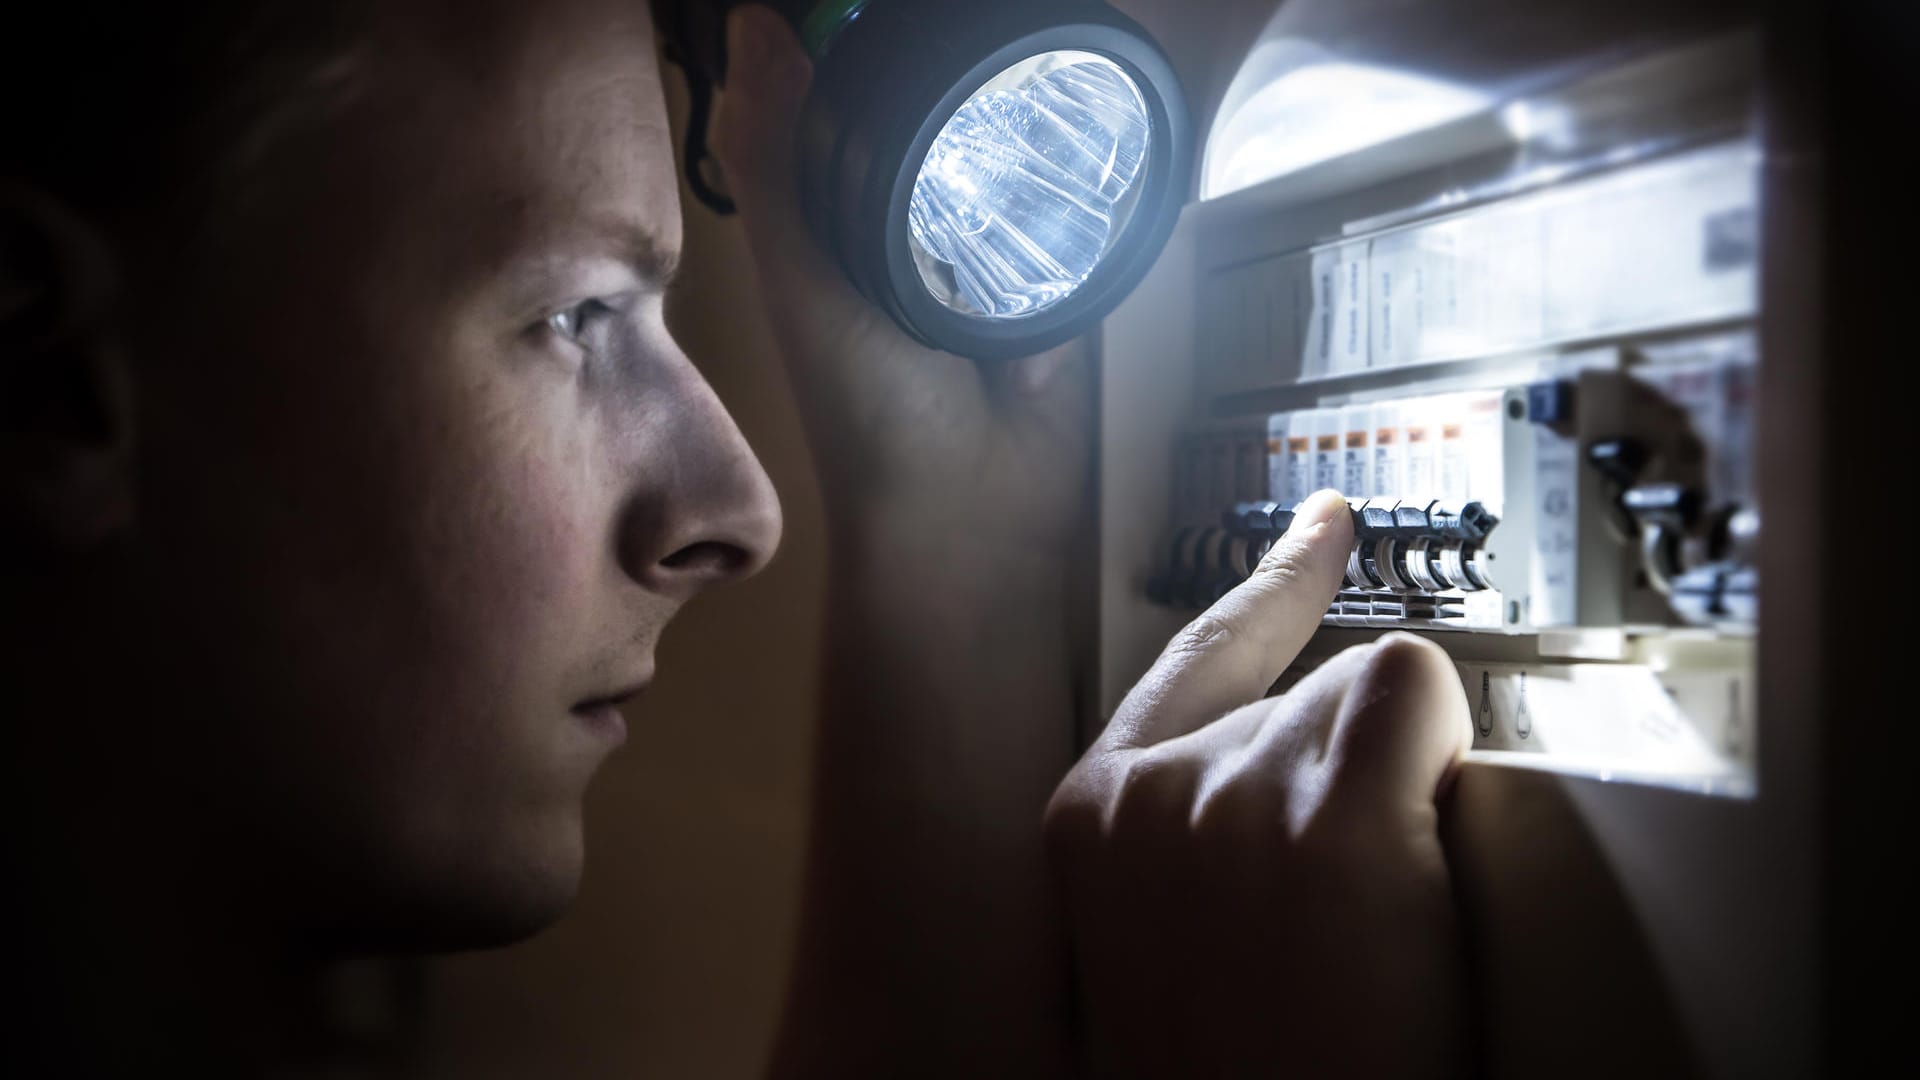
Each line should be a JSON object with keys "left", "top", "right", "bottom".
{"left": 396, "top": 353, "right": 613, "bottom": 677}
{"left": 458, "top": 431, "right": 606, "bottom": 648}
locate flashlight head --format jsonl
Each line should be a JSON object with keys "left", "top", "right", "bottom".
{"left": 661, "top": 0, "right": 1191, "bottom": 361}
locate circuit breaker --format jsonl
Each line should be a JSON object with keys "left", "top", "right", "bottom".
{"left": 1107, "top": 33, "right": 1762, "bottom": 796}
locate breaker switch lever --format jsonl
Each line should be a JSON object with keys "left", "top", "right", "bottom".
{"left": 1587, "top": 439, "right": 1649, "bottom": 490}
{"left": 1620, "top": 482, "right": 1706, "bottom": 597}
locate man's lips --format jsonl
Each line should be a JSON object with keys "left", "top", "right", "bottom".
{"left": 571, "top": 680, "right": 650, "bottom": 744}
{"left": 573, "top": 682, "right": 650, "bottom": 714}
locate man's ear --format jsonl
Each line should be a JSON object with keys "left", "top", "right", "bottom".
{"left": 1, "top": 183, "right": 135, "bottom": 551}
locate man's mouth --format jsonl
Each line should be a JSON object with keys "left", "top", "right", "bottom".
{"left": 571, "top": 681, "right": 649, "bottom": 744}
{"left": 575, "top": 683, "right": 649, "bottom": 712}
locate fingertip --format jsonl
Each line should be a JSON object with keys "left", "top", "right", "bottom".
{"left": 1294, "top": 489, "right": 1352, "bottom": 534}
{"left": 1255, "top": 489, "right": 1351, "bottom": 583}
{"left": 1298, "top": 489, "right": 1356, "bottom": 562}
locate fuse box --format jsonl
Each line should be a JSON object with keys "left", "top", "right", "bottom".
{"left": 1103, "top": 32, "right": 1762, "bottom": 797}
{"left": 1087, "top": 7, "right": 1845, "bottom": 1075}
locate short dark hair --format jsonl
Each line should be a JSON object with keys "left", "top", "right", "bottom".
{"left": 2, "top": 2, "right": 372, "bottom": 232}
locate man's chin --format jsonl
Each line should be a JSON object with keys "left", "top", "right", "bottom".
{"left": 315, "top": 836, "right": 587, "bottom": 955}
{"left": 418, "top": 884, "right": 578, "bottom": 954}
{"left": 335, "top": 880, "right": 580, "bottom": 955}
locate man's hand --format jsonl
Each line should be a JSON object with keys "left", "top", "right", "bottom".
{"left": 1047, "top": 490, "right": 1476, "bottom": 1078}
{"left": 710, "top": 4, "right": 1091, "bottom": 554}
{"left": 713, "top": 9, "right": 1091, "bottom": 1074}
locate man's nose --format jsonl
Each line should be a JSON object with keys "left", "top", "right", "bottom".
{"left": 615, "top": 363, "right": 782, "bottom": 602}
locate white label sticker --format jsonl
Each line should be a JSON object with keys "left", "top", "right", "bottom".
{"left": 1532, "top": 424, "right": 1581, "bottom": 627}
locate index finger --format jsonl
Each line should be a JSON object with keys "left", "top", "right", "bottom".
{"left": 1104, "top": 489, "right": 1354, "bottom": 751}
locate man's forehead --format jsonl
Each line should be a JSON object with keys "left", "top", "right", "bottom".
{"left": 383, "top": 0, "right": 661, "bottom": 70}
{"left": 370, "top": 0, "right": 671, "bottom": 145}
{"left": 367, "top": 0, "right": 683, "bottom": 261}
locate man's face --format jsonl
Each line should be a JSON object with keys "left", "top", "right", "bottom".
{"left": 124, "top": 0, "right": 781, "bottom": 947}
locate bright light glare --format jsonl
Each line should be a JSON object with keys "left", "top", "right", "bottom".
{"left": 1204, "top": 57, "right": 1488, "bottom": 199}
{"left": 909, "top": 51, "right": 1152, "bottom": 319}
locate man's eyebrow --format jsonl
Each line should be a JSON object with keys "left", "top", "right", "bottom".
{"left": 497, "top": 218, "right": 683, "bottom": 301}
{"left": 607, "top": 219, "right": 682, "bottom": 287}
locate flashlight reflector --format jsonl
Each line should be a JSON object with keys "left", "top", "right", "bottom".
{"left": 907, "top": 51, "right": 1152, "bottom": 319}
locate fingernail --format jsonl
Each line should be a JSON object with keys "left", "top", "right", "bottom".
{"left": 1293, "top": 489, "right": 1350, "bottom": 531}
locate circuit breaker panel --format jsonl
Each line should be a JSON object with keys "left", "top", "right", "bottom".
{"left": 1106, "top": 32, "right": 1762, "bottom": 796}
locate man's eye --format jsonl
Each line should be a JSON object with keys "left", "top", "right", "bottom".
{"left": 547, "top": 299, "right": 615, "bottom": 344}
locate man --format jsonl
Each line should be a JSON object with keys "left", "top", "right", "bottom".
{"left": 0, "top": 1, "right": 1472, "bottom": 1074}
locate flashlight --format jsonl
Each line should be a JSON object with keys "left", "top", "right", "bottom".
{"left": 658, "top": 0, "right": 1192, "bottom": 361}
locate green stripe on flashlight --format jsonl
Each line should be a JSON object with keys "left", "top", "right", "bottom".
{"left": 801, "top": 0, "right": 871, "bottom": 57}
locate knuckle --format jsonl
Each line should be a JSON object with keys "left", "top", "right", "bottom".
{"left": 1187, "top": 773, "right": 1266, "bottom": 848}
{"left": 1105, "top": 749, "right": 1198, "bottom": 843}
{"left": 1187, "top": 707, "right": 1301, "bottom": 848}
{"left": 1168, "top": 611, "right": 1237, "bottom": 660}
{"left": 1114, "top": 747, "right": 1183, "bottom": 801}
{"left": 1351, "top": 632, "right": 1454, "bottom": 697}
{"left": 1044, "top": 749, "right": 1198, "bottom": 856}
{"left": 1332, "top": 640, "right": 1385, "bottom": 667}
{"left": 1189, "top": 740, "right": 1308, "bottom": 852}
{"left": 1043, "top": 781, "right": 1105, "bottom": 856}
{"left": 1324, "top": 634, "right": 1464, "bottom": 782}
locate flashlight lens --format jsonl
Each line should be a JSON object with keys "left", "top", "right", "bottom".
{"left": 908, "top": 51, "right": 1152, "bottom": 320}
